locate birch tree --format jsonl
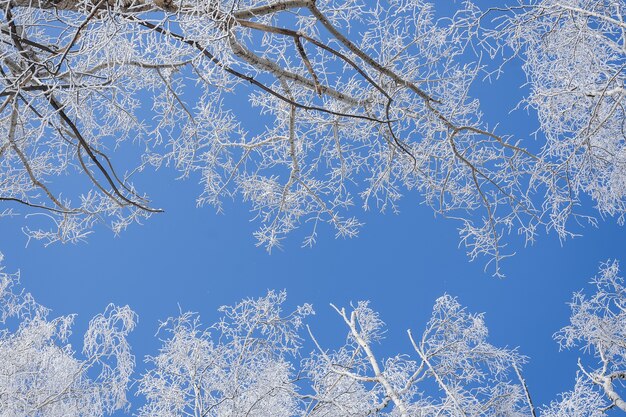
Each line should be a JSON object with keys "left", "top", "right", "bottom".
{"left": 137, "top": 291, "right": 532, "bottom": 417}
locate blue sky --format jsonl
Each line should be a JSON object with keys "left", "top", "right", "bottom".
{"left": 2, "top": 3, "right": 626, "bottom": 412}
{"left": 2, "top": 168, "right": 625, "bottom": 410}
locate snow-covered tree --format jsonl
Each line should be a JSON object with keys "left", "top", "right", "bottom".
{"left": 0, "top": 254, "right": 533, "bottom": 417}
{"left": 136, "top": 290, "right": 312, "bottom": 417}
{"left": 1, "top": 0, "right": 623, "bottom": 274}
{"left": 0, "top": 253, "right": 136, "bottom": 417}
{"left": 7, "top": 254, "right": 626, "bottom": 415}
{"left": 137, "top": 291, "right": 531, "bottom": 417}
{"left": 547, "top": 260, "right": 626, "bottom": 415}
{"left": 491, "top": 0, "right": 626, "bottom": 240}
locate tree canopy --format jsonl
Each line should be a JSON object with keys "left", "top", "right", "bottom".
{"left": 0, "top": 0, "right": 623, "bottom": 274}
{"left": 2, "top": 256, "right": 626, "bottom": 416}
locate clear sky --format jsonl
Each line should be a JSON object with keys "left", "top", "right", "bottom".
{"left": 2, "top": 165, "right": 626, "bottom": 411}
{"left": 2, "top": 5, "right": 626, "bottom": 412}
